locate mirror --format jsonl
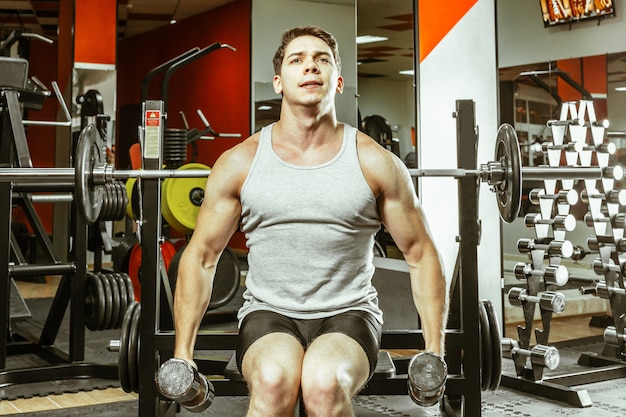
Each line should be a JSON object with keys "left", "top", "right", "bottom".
{"left": 356, "top": 0, "right": 415, "bottom": 168}
{"left": 251, "top": 0, "right": 357, "bottom": 132}
{"left": 498, "top": 51, "right": 626, "bottom": 340}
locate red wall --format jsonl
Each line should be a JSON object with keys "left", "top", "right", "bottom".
{"left": 557, "top": 55, "right": 607, "bottom": 120}
{"left": 117, "top": 0, "right": 251, "bottom": 250}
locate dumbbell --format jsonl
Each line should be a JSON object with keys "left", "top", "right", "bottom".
{"left": 581, "top": 188, "right": 626, "bottom": 206}
{"left": 513, "top": 262, "right": 569, "bottom": 286}
{"left": 584, "top": 212, "right": 626, "bottom": 229}
{"left": 604, "top": 326, "right": 626, "bottom": 348}
{"left": 587, "top": 235, "right": 626, "bottom": 252}
{"left": 507, "top": 287, "right": 566, "bottom": 313}
{"left": 592, "top": 258, "right": 626, "bottom": 276}
{"left": 407, "top": 352, "right": 447, "bottom": 407}
{"left": 528, "top": 188, "right": 578, "bottom": 206}
{"left": 517, "top": 238, "right": 574, "bottom": 258}
{"left": 524, "top": 213, "right": 576, "bottom": 232}
{"left": 156, "top": 358, "right": 215, "bottom": 413}
{"left": 580, "top": 281, "right": 626, "bottom": 299}
{"left": 501, "top": 337, "right": 560, "bottom": 370}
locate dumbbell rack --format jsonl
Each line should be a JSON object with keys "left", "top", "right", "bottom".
{"left": 500, "top": 100, "right": 626, "bottom": 407}
{"left": 0, "top": 65, "right": 117, "bottom": 387}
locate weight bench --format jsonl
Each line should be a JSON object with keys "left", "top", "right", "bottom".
{"left": 223, "top": 349, "right": 396, "bottom": 382}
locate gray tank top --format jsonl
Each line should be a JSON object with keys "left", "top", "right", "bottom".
{"left": 238, "top": 123, "right": 383, "bottom": 325}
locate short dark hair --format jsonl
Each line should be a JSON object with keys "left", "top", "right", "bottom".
{"left": 272, "top": 26, "right": 341, "bottom": 75}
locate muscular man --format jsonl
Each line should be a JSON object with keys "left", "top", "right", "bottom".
{"left": 173, "top": 25, "right": 448, "bottom": 417}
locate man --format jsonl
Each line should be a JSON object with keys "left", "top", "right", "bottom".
{"left": 173, "top": 26, "right": 448, "bottom": 417}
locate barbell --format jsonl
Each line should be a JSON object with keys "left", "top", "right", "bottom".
{"left": 1, "top": 123, "right": 621, "bottom": 225}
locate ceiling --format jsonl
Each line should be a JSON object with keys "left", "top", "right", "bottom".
{"left": 3, "top": 1, "right": 622, "bottom": 86}
{"left": 0, "top": 0, "right": 414, "bottom": 80}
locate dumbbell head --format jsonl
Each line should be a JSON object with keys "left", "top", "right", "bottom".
{"left": 530, "top": 345, "right": 560, "bottom": 370}
{"left": 544, "top": 265, "right": 568, "bottom": 286}
{"left": 507, "top": 287, "right": 525, "bottom": 307}
{"left": 540, "top": 291, "right": 566, "bottom": 313}
{"left": 407, "top": 352, "right": 447, "bottom": 407}
{"left": 156, "top": 358, "right": 214, "bottom": 412}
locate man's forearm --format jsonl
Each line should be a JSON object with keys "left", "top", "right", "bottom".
{"left": 173, "top": 261, "right": 215, "bottom": 361}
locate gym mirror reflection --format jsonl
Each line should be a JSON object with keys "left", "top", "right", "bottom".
{"left": 498, "top": 51, "right": 626, "bottom": 342}
{"left": 252, "top": 0, "right": 416, "bottom": 171}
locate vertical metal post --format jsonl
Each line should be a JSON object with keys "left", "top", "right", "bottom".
{"left": 138, "top": 100, "right": 165, "bottom": 416}
{"left": 0, "top": 182, "right": 13, "bottom": 369}
{"left": 455, "top": 99, "right": 482, "bottom": 415}
{"left": 69, "top": 199, "right": 87, "bottom": 361}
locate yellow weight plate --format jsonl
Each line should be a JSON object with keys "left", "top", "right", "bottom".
{"left": 162, "top": 163, "right": 210, "bottom": 234}
{"left": 125, "top": 177, "right": 137, "bottom": 219}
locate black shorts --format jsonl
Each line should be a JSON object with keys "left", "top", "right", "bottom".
{"left": 236, "top": 310, "right": 382, "bottom": 379}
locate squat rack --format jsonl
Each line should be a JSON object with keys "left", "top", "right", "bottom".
{"left": 131, "top": 98, "right": 487, "bottom": 416}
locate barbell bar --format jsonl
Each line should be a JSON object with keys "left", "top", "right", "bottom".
{"left": 0, "top": 123, "right": 622, "bottom": 225}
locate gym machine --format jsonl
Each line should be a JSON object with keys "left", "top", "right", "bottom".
{"left": 0, "top": 56, "right": 118, "bottom": 386}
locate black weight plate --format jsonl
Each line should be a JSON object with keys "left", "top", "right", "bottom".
{"left": 478, "top": 300, "right": 492, "bottom": 391}
{"left": 118, "top": 301, "right": 137, "bottom": 393}
{"left": 97, "top": 272, "right": 114, "bottom": 330}
{"left": 112, "top": 235, "right": 138, "bottom": 273}
{"left": 483, "top": 299, "right": 502, "bottom": 391}
{"left": 494, "top": 123, "right": 522, "bottom": 223}
{"left": 128, "top": 303, "right": 141, "bottom": 393}
{"left": 108, "top": 183, "right": 119, "bottom": 222}
{"left": 106, "top": 274, "right": 121, "bottom": 330}
{"left": 167, "top": 245, "right": 240, "bottom": 311}
{"left": 75, "top": 125, "right": 104, "bottom": 223}
{"left": 85, "top": 273, "right": 103, "bottom": 331}
{"left": 101, "top": 184, "right": 112, "bottom": 221}
{"left": 117, "top": 182, "right": 129, "bottom": 221}
{"left": 210, "top": 247, "right": 241, "bottom": 310}
{"left": 114, "top": 272, "right": 129, "bottom": 328}
{"left": 122, "top": 272, "right": 136, "bottom": 304}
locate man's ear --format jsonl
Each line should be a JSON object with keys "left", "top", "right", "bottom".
{"left": 336, "top": 75, "right": 344, "bottom": 94}
{"left": 273, "top": 75, "right": 282, "bottom": 94}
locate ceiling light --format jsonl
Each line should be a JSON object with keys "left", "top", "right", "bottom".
{"left": 169, "top": 18, "right": 177, "bottom": 24}
{"left": 399, "top": 69, "right": 414, "bottom": 76}
{"left": 615, "top": 86, "right": 626, "bottom": 92}
{"left": 356, "top": 35, "right": 388, "bottom": 45}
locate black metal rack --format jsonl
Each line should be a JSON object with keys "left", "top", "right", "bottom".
{"left": 132, "top": 98, "right": 485, "bottom": 416}
{"left": 0, "top": 58, "right": 118, "bottom": 386}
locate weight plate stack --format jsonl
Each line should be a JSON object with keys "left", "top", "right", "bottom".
{"left": 164, "top": 128, "right": 188, "bottom": 169}
{"left": 84, "top": 272, "right": 136, "bottom": 331}
{"left": 479, "top": 299, "right": 502, "bottom": 391}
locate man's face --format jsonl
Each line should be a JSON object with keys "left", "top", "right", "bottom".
{"left": 273, "top": 35, "right": 343, "bottom": 107}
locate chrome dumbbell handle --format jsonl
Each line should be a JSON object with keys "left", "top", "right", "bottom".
{"left": 513, "top": 262, "right": 569, "bottom": 286}
{"left": 507, "top": 287, "right": 566, "bottom": 313}
{"left": 501, "top": 338, "right": 560, "bottom": 370}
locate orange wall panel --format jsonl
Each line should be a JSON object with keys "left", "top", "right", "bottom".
{"left": 418, "top": 0, "right": 478, "bottom": 62}
{"left": 74, "top": 0, "right": 117, "bottom": 64}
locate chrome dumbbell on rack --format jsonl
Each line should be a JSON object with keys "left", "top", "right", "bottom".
{"left": 507, "top": 287, "right": 566, "bottom": 313}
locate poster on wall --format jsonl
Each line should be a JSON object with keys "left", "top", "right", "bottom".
{"left": 539, "top": 0, "right": 615, "bottom": 27}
